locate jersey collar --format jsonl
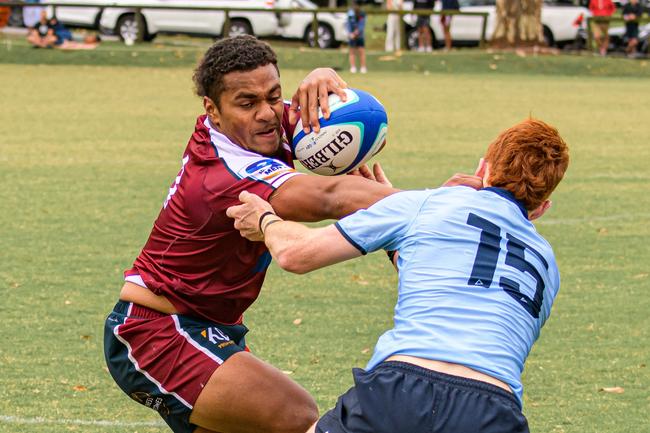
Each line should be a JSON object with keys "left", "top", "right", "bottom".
{"left": 482, "top": 187, "right": 528, "bottom": 220}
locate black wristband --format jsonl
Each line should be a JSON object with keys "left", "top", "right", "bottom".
{"left": 386, "top": 250, "right": 396, "bottom": 264}
{"left": 258, "top": 211, "right": 276, "bottom": 233}
{"left": 261, "top": 218, "right": 282, "bottom": 235}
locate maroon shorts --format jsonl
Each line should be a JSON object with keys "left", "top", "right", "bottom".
{"left": 104, "top": 301, "right": 249, "bottom": 433}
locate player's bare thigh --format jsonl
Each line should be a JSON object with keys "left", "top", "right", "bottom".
{"left": 190, "top": 351, "right": 318, "bottom": 433}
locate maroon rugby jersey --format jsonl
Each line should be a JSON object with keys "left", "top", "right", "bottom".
{"left": 125, "top": 108, "right": 302, "bottom": 325}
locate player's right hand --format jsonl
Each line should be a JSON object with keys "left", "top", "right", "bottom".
{"left": 226, "top": 191, "right": 276, "bottom": 242}
{"left": 289, "top": 68, "right": 348, "bottom": 134}
{"left": 347, "top": 163, "right": 393, "bottom": 188}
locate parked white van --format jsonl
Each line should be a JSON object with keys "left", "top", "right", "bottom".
{"left": 102, "top": 0, "right": 279, "bottom": 41}
{"left": 49, "top": 0, "right": 347, "bottom": 47}
{"left": 275, "top": 0, "right": 347, "bottom": 48}
{"left": 49, "top": 0, "right": 280, "bottom": 41}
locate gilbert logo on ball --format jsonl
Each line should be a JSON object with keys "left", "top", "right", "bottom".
{"left": 292, "top": 88, "right": 388, "bottom": 176}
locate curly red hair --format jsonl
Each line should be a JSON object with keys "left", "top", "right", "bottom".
{"left": 485, "top": 119, "right": 569, "bottom": 211}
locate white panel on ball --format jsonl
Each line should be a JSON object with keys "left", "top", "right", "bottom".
{"left": 292, "top": 88, "right": 388, "bottom": 176}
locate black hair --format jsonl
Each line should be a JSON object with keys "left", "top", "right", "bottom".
{"left": 193, "top": 35, "right": 278, "bottom": 107}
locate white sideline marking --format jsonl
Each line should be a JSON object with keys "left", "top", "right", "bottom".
{"left": 0, "top": 415, "right": 165, "bottom": 427}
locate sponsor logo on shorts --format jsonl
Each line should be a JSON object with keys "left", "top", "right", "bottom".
{"left": 130, "top": 392, "right": 170, "bottom": 416}
{"left": 201, "top": 327, "right": 232, "bottom": 348}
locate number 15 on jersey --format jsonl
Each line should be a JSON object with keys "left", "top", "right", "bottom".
{"left": 466, "top": 213, "right": 549, "bottom": 319}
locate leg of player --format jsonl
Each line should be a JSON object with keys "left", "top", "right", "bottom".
{"left": 349, "top": 47, "right": 358, "bottom": 73}
{"left": 189, "top": 351, "right": 318, "bottom": 433}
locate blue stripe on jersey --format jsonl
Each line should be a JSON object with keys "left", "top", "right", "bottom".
{"left": 335, "top": 222, "right": 367, "bottom": 254}
{"left": 252, "top": 251, "right": 272, "bottom": 273}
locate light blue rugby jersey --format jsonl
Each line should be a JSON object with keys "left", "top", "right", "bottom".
{"left": 335, "top": 186, "right": 560, "bottom": 405}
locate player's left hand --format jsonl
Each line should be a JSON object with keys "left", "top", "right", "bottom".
{"left": 442, "top": 173, "right": 484, "bottom": 189}
{"left": 348, "top": 163, "right": 393, "bottom": 188}
{"left": 226, "top": 191, "right": 276, "bottom": 242}
{"left": 289, "top": 68, "right": 348, "bottom": 135}
{"left": 442, "top": 158, "right": 486, "bottom": 190}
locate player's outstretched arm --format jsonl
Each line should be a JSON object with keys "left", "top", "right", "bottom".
{"left": 226, "top": 192, "right": 361, "bottom": 274}
{"left": 268, "top": 169, "right": 399, "bottom": 222}
{"left": 289, "top": 68, "right": 348, "bottom": 134}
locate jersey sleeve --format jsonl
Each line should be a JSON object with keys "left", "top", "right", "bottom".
{"left": 335, "top": 190, "right": 428, "bottom": 254}
{"left": 220, "top": 156, "right": 304, "bottom": 203}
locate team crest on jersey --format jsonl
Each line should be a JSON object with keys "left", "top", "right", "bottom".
{"left": 240, "top": 159, "right": 292, "bottom": 182}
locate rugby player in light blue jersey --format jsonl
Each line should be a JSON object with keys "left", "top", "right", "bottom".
{"left": 227, "top": 118, "right": 570, "bottom": 433}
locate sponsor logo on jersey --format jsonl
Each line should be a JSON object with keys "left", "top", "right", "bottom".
{"left": 240, "top": 159, "right": 293, "bottom": 181}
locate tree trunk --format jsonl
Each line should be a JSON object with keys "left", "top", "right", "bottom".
{"left": 491, "top": 0, "right": 544, "bottom": 48}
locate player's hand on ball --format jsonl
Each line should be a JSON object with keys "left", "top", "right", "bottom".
{"left": 226, "top": 191, "right": 276, "bottom": 242}
{"left": 289, "top": 68, "right": 348, "bottom": 134}
{"left": 348, "top": 163, "right": 393, "bottom": 188}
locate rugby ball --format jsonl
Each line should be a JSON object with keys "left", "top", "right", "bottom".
{"left": 292, "top": 88, "right": 387, "bottom": 176}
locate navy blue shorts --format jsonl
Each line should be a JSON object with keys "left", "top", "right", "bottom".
{"left": 349, "top": 37, "right": 365, "bottom": 48}
{"left": 416, "top": 15, "right": 430, "bottom": 28}
{"left": 316, "top": 361, "right": 529, "bottom": 433}
{"left": 625, "top": 26, "right": 639, "bottom": 40}
{"left": 104, "top": 301, "right": 249, "bottom": 433}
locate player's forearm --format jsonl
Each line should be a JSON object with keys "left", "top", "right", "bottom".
{"left": 273, "top": 176, "right": 398, "bottom": 222}
{"left": 270, "top": 165, "right": 399, "bottom": 222}
{"left": 324, "top": 176, "right": 398, "bottom": 219}
{"left": 264, "top": 223, "right": 324, "bottom": 274}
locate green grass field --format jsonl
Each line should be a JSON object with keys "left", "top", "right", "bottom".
{"left": 1, "top": 39, "right": 649, "bottom": 433}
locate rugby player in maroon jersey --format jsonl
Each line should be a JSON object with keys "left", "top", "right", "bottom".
{"left": 103, "top": 35, "right": 401, "bottom": 433}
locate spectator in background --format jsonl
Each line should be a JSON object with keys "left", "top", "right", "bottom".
{"left": 0, "top": 5, "right": 10, "bottom": 28}
{"left": 22, "top": 0, "right": 43, "bottom": 29}
{"left": 347, "top": 2, "right": 367, "bottom": 73}
{"left": 441, "top": 0, "right": 460, "bottom": 51}
{"left": 385, "top": 0, "right": 402, "bottom": 52}
{"left": 27, "top": 11, "right": 100, "bottom": 49}
{"left": 414, "top": 0, "right": 434, "bottom": 52}
{"left": 589, "top": 0, "right": 615, "bottom": 56}
{"left": 26, "top": 10, "right": 56, "bottom": 48}
{"left": 623, "top": 0, "right": 644, "bottom": 57}
{"left": 50, "top": 16, "right": 101, "bottom": 49}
